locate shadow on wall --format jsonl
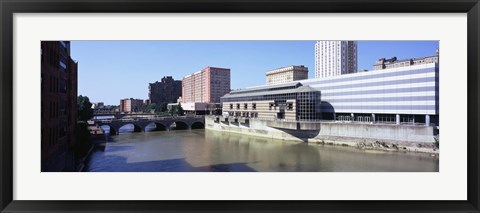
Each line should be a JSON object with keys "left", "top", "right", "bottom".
{"left": 271, "top": 127, "right": 320, "bottom": 143}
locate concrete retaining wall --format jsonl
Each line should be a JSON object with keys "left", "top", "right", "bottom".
{"left": 315, "top": 122, "right": 435, "bottom": 143}
{"left": 205, "top": 116, "right": 438, "bottom": 152}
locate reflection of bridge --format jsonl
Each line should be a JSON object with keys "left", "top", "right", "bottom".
{"left": 95, "top": 116, "right": 205, "bottom": 135}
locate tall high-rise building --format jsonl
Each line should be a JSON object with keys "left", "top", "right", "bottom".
{"left": 182, "top": 66, "right": 230, "bottom": 104}
{"left": 315, "top": 41, "right": 357, "bottom": 78}
{"left": 148, "top": 76, "right": 182, "bottom": 105}
{"left": 41, "top": 41, "right": 78, "bottom": 172}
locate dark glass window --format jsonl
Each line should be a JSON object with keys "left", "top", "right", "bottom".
{"left": 59, "top": 55, "right": 67, "bottom": 72}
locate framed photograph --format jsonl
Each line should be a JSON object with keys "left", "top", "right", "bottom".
{"left": 1, "top": 0, "right": 479, "bottom": 212}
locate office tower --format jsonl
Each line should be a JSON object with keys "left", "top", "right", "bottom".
{"left": 315, "top": 41, "right": 357, "bottom": 78}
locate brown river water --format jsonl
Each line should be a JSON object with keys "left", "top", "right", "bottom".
{"left": 85, "top": 128, "right": 439, "bottom": 172}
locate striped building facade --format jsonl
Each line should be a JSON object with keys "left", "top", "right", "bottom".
{"left": 220, "top": 62, "right": 439, "bottom": 126}
{"left": 301, "top": 62, "right": 439, "bottom": 125}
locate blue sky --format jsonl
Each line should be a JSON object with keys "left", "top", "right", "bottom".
{"left": 71, "top": 41, "right": 438, "bottom": 105}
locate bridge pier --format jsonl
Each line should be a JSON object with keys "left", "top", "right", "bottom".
{"left": 109, "top": 127, "right": 118, "bottom": 135}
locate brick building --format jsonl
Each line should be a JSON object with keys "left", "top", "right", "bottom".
{"left": 120, "top": 98, "right": 144, "bottom": 113}
{"left": 182, "top": 66, "right": 231, "bottom": 104}
{"left": 41, "top": 41, "right": 78, "bottom": 172}
{"left": 148, "top": 76, "right": 182, "bottom": 105}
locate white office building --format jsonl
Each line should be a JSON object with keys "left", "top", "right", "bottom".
{"left": 221, "top": 62, "right": 439, "bottom": 126}
{"left": 315, "top": 41, "right": 358, "bottom": 78}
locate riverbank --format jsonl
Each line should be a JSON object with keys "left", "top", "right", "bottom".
{"left": 76, "top": 134, "right": 107, "bottom": 172}
{"left": 205, "top": 116, "right": 439, "bottom": 154}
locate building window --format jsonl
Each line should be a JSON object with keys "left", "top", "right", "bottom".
{"left": 244, "top": 103, "right": 248, "bottom": 109}
{"left": 59, "top": 55, "right": 67, "bottom": 72}
{"left": 59, "top": 41, "right": 67, "bottom": 48}
{"left": 252, "top": 103, "right": 256, "bottom": 110}
{"left": 287, "top": 102, "right": 293, "bottom": 110}
{"left": 236, "top": 104, "right": 240, "bottom": 109}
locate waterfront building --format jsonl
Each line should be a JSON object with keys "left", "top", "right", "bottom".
{"left": 266, "top": 65, "right": 309, "bottom": 85}
{"left": 41, "top": 41, "right": 78, "bottom": 172}
{"left": 148, "top": 76, "right": 182, "bottom": 105}
{"left": 120, "top": 98, "right": 144, "bottom": 113}
{"left": 221, "top": 83, "right": 321, "bottom": 121}
{"left": 315, "top": 41, "right": 357, "bottom": 78}
{"left": 221, "top": 62, "right": 439, "bottom": 126}
{"left": 373, "top": 49, "right": 439, "bottom": 70}
{"left": 181, "top": 102, "right": 209, "bottom": 115}
{"left": 182, "top": 66, "right": 230, "bottom": 114}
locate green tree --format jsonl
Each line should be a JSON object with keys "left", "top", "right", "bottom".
{"left": 177, "top": 103, "right": 184, "bottom": 116}
{"left": 77, "top": 95, "right": 93, "bottom": 121}
{"left": 157, "top": 102, "right": 168, "bottom": 112}
{"left": 169, "top": 103, "right": 184, "bottom": 116}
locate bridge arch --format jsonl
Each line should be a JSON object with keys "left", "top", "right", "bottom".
{"left": 144, "top": 122, "right": 168, "bottom": 131}
{"left": 169, "top": 121, "right": 189, "bottom": 130}
{"left": 191, "top": 121, "right": 205, "bottom": 129}
{"left": 100, "top": 124, "right": 118, "bottom": 135}
{"left": 154, "top": 123, "right": 168, "bottom": 131}
{"left": 119, "top": 123, "right": 143, "bottom": 133}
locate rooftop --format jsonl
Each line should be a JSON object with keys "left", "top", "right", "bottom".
{"left": 266, "top": 65, "right": 308, "bottom": 75}
{"left": 222, "top": 83, "right": 318, "bottom": 99}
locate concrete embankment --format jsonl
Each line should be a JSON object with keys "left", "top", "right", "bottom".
{"left": 205, "top": 116, "right": 439, "bottom": 154}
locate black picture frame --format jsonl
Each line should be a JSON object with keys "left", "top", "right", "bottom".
{"left": 1, "top": 0, "right": 479, "bottom": 212}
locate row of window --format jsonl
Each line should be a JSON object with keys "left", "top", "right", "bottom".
{"left": 47, "top": 100, "right": 68, "bottom": 119}
{"left": 42, "top": 43, "right": 69, "bottom": 73}
{"left": 230, "top": 103, "right": 257, "bottom": 110}
{"left": 48, "top": 75, "right": 68, "bottom": 94}
{"left": 227, "top": 112, "right": 259, "bottom": 118}
{"left": 268, "top": 102, "right": 294, "bottom": 110}
{"left": 333, "top": 113, "right": 429, "bottom": 124}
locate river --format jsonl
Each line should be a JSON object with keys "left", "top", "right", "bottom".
{"left": 85, "top": 126, "right": 439, "bottom": 172}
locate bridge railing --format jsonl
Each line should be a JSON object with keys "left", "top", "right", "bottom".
{"left": 94, "top": 115, "right": 205, "bottom": 123}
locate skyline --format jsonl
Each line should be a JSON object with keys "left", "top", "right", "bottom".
{"left": 71, "top": 41, "right": 439, "bottom": 105}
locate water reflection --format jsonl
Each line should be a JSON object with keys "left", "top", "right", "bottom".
{"left": 85, "top": 129, "right": 439, "bottom": 172}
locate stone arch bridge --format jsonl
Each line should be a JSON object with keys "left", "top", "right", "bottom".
{"left": 95, "top": 116, "right": 205, "bottom": 135}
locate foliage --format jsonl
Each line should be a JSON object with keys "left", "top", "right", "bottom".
{"left": 142, "top": 102, "right": 169, "bottom": 113}
{"left": 77, "top": 95, "right": 93, "bottom": 121}
{"left": 142, "top": 103, "right": 155, "bottom": 113}
{"left": 157, "top": 102, "right": 168, "bottom": 112}
{"left": 156, "top": 111, "right": 170, "bottom": 116}
{"left": 169, "top": 103, "right": 184, "bottom": 116}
